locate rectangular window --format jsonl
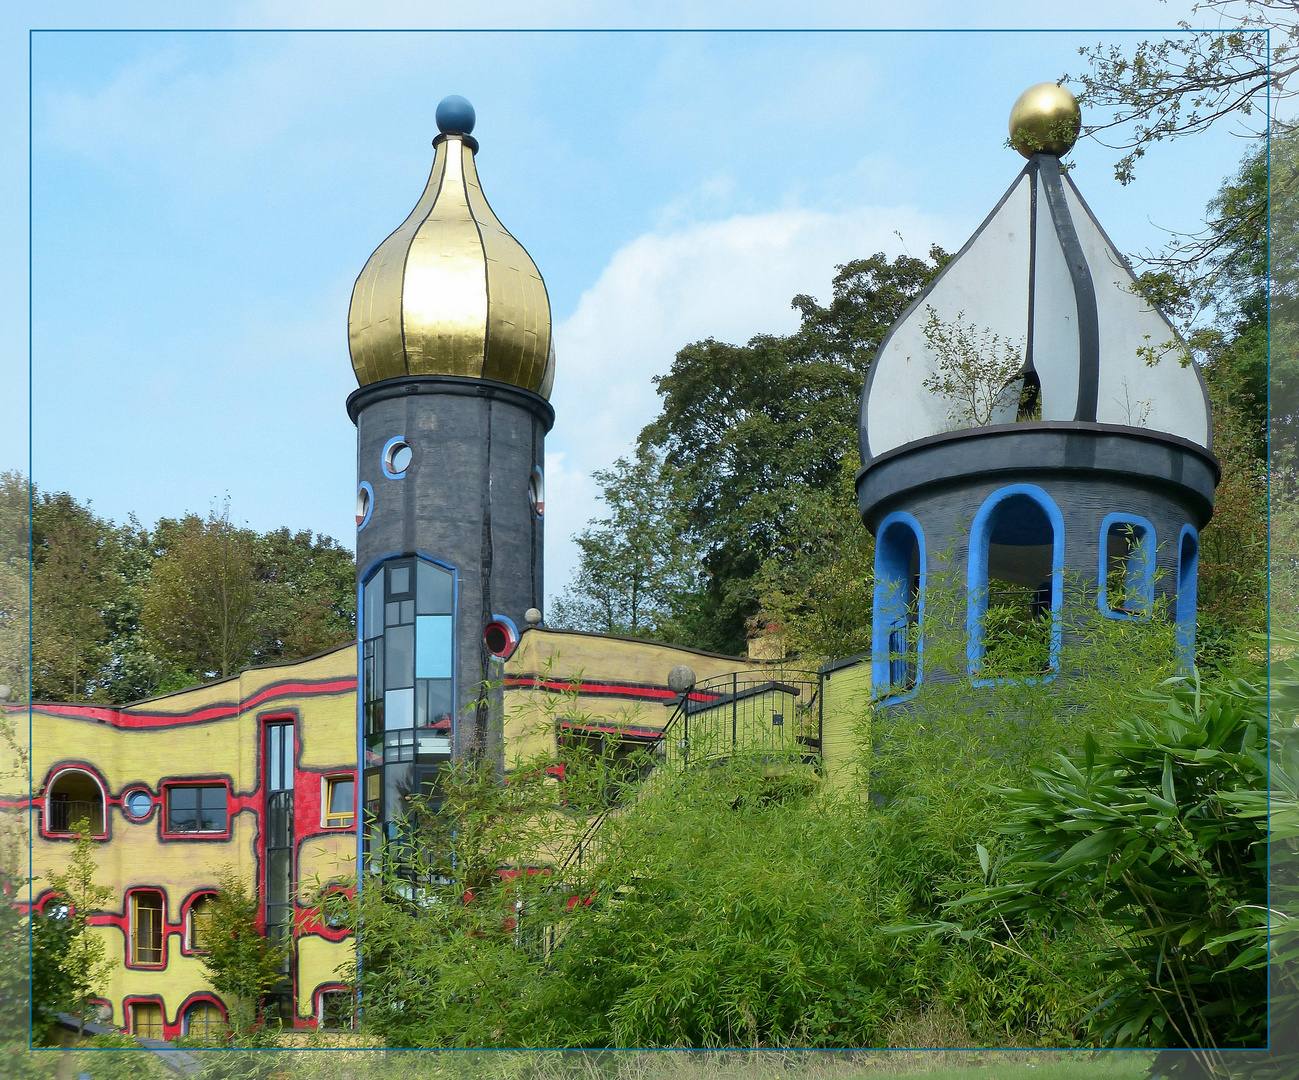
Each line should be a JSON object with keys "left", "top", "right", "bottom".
{"left": 319, "top": 990, "right": 355, "bottom": 1031}
{"left": 416, "top": 559, "right": 454, "bottom": 614}
{"left": 131, "top": 1001, "right": 164, "bottom": 1039}
{"left": 363, "top": 574, "right": 383, "bottom": 640}
{"left": 131, "top": 891, "right": 164, "bottom": 966}
{"left": 165, "top": 785, "right": 227, "bottom": 834}
{"left": 384, "top": 687, "right": 415, "bottom": 729}
{"left": 323, "top": 776, "right": 355, "bottom": 828}
{"left": 263, "top": 721, "right": 295, "bottom": 999}
{"left": 385, "top": 624, "right": 415, "bottom": 688}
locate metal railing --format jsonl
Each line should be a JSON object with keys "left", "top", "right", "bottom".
{"left": 46, "top": 799, "right": 103, "bottom": 834}
{"left": 552, "top": 668, "right": 822, "bottom": 892}
{"left": 660, "top": 669, "right": 822, "bottom": 770}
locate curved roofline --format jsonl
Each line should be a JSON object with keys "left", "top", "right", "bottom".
{"left": 858, "top": 158, "right": 1038, "bottom": 463}
{"left": 1059, "top": 169, "right": 1213, "bottom": 451}
{"left": 25, "top": 640, "right": 357, "bottom": 712}
{"left": 515, "top": 625, "right": 780, "bottom": 665}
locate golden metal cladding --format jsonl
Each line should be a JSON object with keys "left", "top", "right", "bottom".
{"left": 1009, "top": 82, "right": 1081, "bottom": 158}
{"left": 348, "top": 134, "right": 553, "bottom": 396}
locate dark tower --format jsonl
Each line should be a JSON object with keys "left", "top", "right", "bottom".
{"left": 857, "top": 84, "right": 1218, "bottom": 701}
{"left": 346, "top": 96, "right": 554, "bottom": 861}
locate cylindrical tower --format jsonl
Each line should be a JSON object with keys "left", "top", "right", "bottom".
{"left": 346, "top": 96, "right": 554, "bottom": 859}
{"left": 857, "top": 85, "right": 1218, "bottom": 700}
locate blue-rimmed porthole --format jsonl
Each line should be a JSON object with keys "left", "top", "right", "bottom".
{"left": 528, "top": 467, "right": 544, "bottom": 517}
{"left": 382, "top": 437, "right": 412, "bottom": 479}
{"left": 123, "top": 789, "right": 154, "bottom": 822}
{"left": 356, "top": 481, "right": 374, "bottom": 531}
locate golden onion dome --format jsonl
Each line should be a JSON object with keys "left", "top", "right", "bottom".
{"left": 348, "top": 96, "right": 554, "bottom": 397}
{"left": 1009, "top": 82, "right": 1081, "bottom": 158}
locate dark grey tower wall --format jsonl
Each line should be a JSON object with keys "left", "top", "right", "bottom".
{"left": 857, "top": 423, "right": 1219, "bottom": 681}
{"left": 349, "top": 375, "right": 553, "bottom": 754}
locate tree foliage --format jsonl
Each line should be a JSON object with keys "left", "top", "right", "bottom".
{"left": 17, "top": 478, "right": 357, "bottom": 703}
{"left": 1069, "top": 4, "right": 1291, "bottom": 186}
{"left": 197, "top": 869, "right": 287, "bottom": 1036}
{"left": 635, "top": 249, "right": 947, "bottom": 653}
{"left": 41, "top": 821, "right": 115, "bottom": 1035}
{"left": 550, "top": 447, "right": 696, "bottom": 638}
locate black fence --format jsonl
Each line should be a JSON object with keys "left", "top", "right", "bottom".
{"left": 660, "top": 669, "right": 822, "bottom": 770}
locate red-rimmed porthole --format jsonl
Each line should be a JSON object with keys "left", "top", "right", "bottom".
{"left": 483, "top": 620, "right": 517, "bottom": 658}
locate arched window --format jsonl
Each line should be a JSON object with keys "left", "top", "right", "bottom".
{"left": 45, "top": 769, "right": 105, "bottom": 836}
{"left": 182, "top": 999, "right": 226, "bottom": 1040}
{"left": 872, "top": 512, "right": 925, "bottom": 699}
{"left": 186, "top": 893, "right": 217, "bottom": 954}
{"left": 968, "top": 484, "right": 1064, "bottom": 682}
{"left": 1099, "top": 513, "right": 1156, "bottom": 619}
{"left": 1176, "top": 524, "right": 1199, "bottom": 670}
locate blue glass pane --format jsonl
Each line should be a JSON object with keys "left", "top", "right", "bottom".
{"left": 416, "top": 615, "right": 453, "bottom": 679}
{"left": 416, "top": 560, "right": 454, "bottom": 615}
{"left": 384, "top": 688, "right": 415, "bottom": 730}
{"left": 385, "top": 625, "right": 414, "bottom": 689}
{"left": 364, "top": 575, "right": 383, "bottom": 640}
{"left": 389, "top": 566, "right": 411, "bottom": 596}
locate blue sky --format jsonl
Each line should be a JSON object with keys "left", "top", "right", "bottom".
{"left": 5, "top": 2, "right": 1256, "bottom": 605}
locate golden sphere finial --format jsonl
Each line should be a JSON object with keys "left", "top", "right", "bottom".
{"left": 1009, "top": 82, "right": 1081, "bottom": 159}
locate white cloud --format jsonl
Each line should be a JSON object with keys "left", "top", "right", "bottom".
{"left": 544, "top": 200, "right": 951, "bottom": 605}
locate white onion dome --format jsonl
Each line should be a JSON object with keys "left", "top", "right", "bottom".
{"left": 859, "top": 85, "right": 1210, "bottom": 463}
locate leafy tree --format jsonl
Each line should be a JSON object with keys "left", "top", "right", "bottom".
{"left": 638, "top": 250, "right": 947, "bottom": 653}
{"left": 919, "top": 307, "right": 1026, "bottom": 428}
{"left": 550, "top": 447, "right": 696, "bottom": 637}
{"left": 31, "top": 506, "right": 114, "bottom": 703}
{"left": 197, "top": 868, "right": 287, "bottom": 1036}
{"left": 42, "top": 820, "right": 114, "bottom": 1036}
{"left": 140, "top": 507, "right": 264, "bottom": 680}
{"left": 255, "top": 526, "right": 356, "bottom": 661}
{"left": 753, "top": 449, "right": 874, "bottom": 660}
{"left": 1068, "top": 5, "right": 1290, "bottom": 186}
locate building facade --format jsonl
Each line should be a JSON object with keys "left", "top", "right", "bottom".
{"left": 5, "top": 85, "right": 1217, "bottom": 1042}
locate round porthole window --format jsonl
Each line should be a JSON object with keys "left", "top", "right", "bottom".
{"left": 382, "top": 437, "right": 412, "bottom": 479}
{"left": 483, "top": 620, "right": 517, "bottom": 658}
{"left": 528, "top": 468, "right": 544, "bottom": 518}
{"left": 123, "top": 789, "right": 153, "bottom": 821}
{"left": 356, "top": 481, "right": 374, "bottom": 530}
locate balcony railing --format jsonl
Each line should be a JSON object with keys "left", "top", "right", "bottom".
{"left": 46, "top": 800, "right": 104, "bottom": 834}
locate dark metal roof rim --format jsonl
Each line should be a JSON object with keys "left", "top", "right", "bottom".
{"left": 347, "top": 374, "right": 555, "bottom": 431}
{"left": 855, "top": 420, "right": 1222, "bottom": 485}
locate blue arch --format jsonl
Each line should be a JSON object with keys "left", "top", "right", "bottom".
{"left": 1098, "top": 512, "right": 1156, "bottom": 620}
{"left": 1176, "top": 524, "right": 1199, "bottom": 671}
{"left": 967, "top": 483, "right": 1065, "bottom": 683}
{"left": 872, "top": 511, "right": 926, "bottom": 701}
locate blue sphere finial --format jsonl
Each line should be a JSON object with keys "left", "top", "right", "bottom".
{"left": 436, "top": 95, "right": 476, "bottom": 136}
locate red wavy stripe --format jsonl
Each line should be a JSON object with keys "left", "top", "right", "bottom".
{"left": 24, "top": 678, "right": 357, "bottom": 729}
